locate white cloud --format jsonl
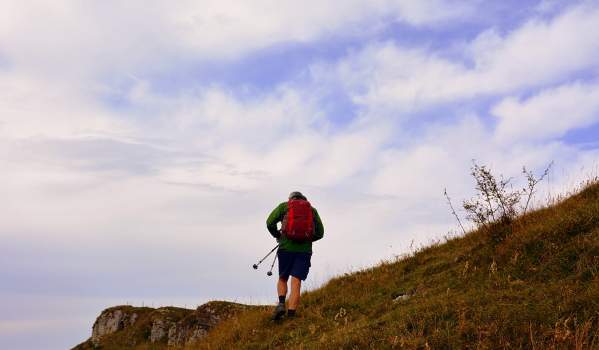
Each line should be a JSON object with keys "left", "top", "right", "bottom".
{"left": 303, "top": 124, "right": 392, "bottom": 186}
{"left": 163, "top": 0, "right": 473, "bottom": 52}
{"left": 0, "top": 73, "right": 134, "bottom": 140}
{"left": 468, "top": 4, "right": 599, "bottom": 92}
{"left": 493, "top": 82, "right": 599, "bottom": 143}
{"left": 371, "top": 145, "right": 449, "bottom": 197}
{"left": 0, "top": 317, "right": 89, "bottom": 336}
{"left": 336, "top": 3, "right": 599, "bottom": 112}
{"left": 369, "top": 115, "right": 490, "bottom": 198}
{"left": 0, "top": 0, "right": 470, "bottom": 86}
{"left": 536, "top": 0, "right": 564, "bottom": 14}
{"left": 389, "top": 0, "right": 474, "bottom": 26}
{"left": 173, "top": 87, "right": 325, "bottom": 146}
{"left": 338, "top": 44, "right": 469, "bottom": 112}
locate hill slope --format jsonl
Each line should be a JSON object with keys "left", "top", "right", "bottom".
{"left": 75, "top": 182, "right": 599, "bottom": 349}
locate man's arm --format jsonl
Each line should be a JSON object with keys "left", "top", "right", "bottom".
{"left": 312, "top": 207, "right": 324, "bottom": 242}
{"left": 266, "top": 202, "right": 287, "bottom": 239}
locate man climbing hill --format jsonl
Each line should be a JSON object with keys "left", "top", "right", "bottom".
{"left": 266, "top": 191, "right": 324, "bottom": 320}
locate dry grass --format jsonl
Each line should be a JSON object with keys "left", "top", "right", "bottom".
{"left": 193, "top": 181, "right": 599, "bottom": 349}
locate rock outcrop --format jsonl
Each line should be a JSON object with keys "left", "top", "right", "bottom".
{"left": 166, "top": 301, "right": 249, "bottom": 346}
{"left": 79, "top": 301, "right": 252, "bottom": 349}
{"left": 91, "top": 306, "right": 142, "bottom": 346}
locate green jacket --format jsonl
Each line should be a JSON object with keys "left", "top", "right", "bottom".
{"left": 266, "top": 196, "right": 324, "bottom": 254}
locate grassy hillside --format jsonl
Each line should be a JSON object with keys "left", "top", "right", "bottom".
{"left": 75, "top": 178, "right": 599, "bottom": 350}
{"left": 187, "top": 181, "right": 599, "bottom": 349}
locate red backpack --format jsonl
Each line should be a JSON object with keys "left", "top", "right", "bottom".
{"left": 282, "top": 199, "right": 315, "bottom": 243}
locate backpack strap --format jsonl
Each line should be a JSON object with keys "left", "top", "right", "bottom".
{"left": 279, "top": 201, "right": 291, "bottom": 237}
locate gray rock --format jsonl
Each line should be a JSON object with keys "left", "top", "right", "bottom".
{"left": 150, "top": 319, "right": 174, "bottom": 344}
{"left": 187, "top": 327, "right": 209, "bottom": 344}
{"left": 167, "top": 324, "right": 187, "bottom": 346}
{"left": 91, "top": 308, "right": 139, "bottom": 346}
{"left": 87, "top": 301, "right": 251, "bottom": 348}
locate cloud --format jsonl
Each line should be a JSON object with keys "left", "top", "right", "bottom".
{"left": 389, "top": 0, "right": 474, "bottom": 26}
{"left": 336, "top": 43, "right": 461, "bottom": 112}
{"left": 334, "top": 3, "right": 599, "bottom": 114}
{"left": 9, "top": 138, "right": 182, "bottom": 175}
{"left": 369, "top": 116, "right": 488, "bottom": 197}
{"left": 0, "top": 73, "right": 134, "bottom": 141}
{"left": 0, "top": 317, "right": 89, "bottom": 336}
{"left": 1, "top": 1, "right": 597, "bottom": 248}
{"left": 154, "top": 0, "right": 475, "bottom": 55}
{"left": 467, "top": 3, "right": 599, "bottom": 92}
{"left": 0, "top": 294, "right": 156, "bottom": 350}
{"left": 0, "top": 0, "right": 471, "bottom": 87}
{"left": 493, "top": 82, "right": 599, "bottom": 143}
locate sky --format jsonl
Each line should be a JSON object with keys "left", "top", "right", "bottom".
{"left": 1, "top": 0, "right": 599, "bottom": 349}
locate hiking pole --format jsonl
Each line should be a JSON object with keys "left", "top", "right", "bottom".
{"left": 267, "top": 251, "right": 278, "bottom": 276}
{"left": 253, "top": 244, "right": 279, "bottom": 270}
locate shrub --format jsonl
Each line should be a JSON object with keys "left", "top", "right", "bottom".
{"left": 447, "top": 160, "right": 552, "bottom": 243}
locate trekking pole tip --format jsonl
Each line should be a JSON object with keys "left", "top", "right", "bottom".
{"left": 253, "top": 264, "right": 258, "bottom": 270}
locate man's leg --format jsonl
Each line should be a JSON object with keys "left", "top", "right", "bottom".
{"left": 287, "top": 253, "right": 310, "bottom": 318}
{"left": 277, "top": 276, "right": 288, "bottom": 298}
{"left": 272, "top": 276, "right": 289, "bottom": 320}
{"left": 287, "top": 276, "right": 301, "bottom": 317}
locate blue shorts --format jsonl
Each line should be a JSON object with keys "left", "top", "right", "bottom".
{"left": 278, "top": 250, "right": 311, "bottom": 281}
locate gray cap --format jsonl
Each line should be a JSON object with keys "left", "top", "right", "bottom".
{"left": 288, "top": 191, "right": 303, "bottom": 199}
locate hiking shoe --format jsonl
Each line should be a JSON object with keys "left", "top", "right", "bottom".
{"left": 287, "top": 309, "right": 296, "bottom": 320}
{"left": 271, "top": 303, "right": 286, "bottom": 320}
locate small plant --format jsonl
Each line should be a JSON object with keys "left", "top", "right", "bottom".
{"left": 461, "top": 161, "right": 521, "bottom": 231}
{"left": 446, "top": 160, "right": 552, "bottom": 243}
{"left": 521, "top": 161, "right": 553, "bottom": 215}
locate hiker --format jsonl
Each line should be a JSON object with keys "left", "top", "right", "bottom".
{"left": 266, "top": 191, "right": 324, "bottom": 320}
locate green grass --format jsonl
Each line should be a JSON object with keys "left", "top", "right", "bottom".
{"left": 191, "top": 182, "right": 599, "bottom": 349}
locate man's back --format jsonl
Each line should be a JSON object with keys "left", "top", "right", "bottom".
{"left": 266, "top": 195, "right": 324, "bottom": 254}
